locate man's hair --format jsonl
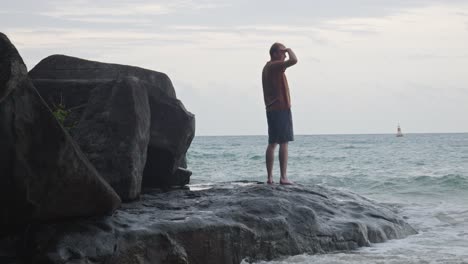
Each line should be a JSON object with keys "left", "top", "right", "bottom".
{"left": 269, "top": 42, "right": 283, "bottom": 57}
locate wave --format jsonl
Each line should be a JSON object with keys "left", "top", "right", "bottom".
{"left": 188, "top": 151, "right": 237, "bottom": 159}
{"left": 249, "top": 155, "right": 263, "bottom": 160}
{"left": 366, "top": 174, "right": 468, "bottom": 195}
{"left": 342, "top": 145, "right": 358, "bottom": 149}
{"left": 413, "top": 174, "right": 468, "bottom": 188}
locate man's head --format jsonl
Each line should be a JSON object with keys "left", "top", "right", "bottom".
{"left": 269, "top": 42, "right": 286, "bottom": 61}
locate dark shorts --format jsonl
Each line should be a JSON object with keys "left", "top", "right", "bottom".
{"left": 266, "top": 109, "right": 294, "bottom": 144}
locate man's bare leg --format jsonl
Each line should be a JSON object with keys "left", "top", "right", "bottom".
{"left": 266, "top": 143, "right": 277, "bottom": 184}
{"left": 279, "top": 143, "right": 293, "bottom": 185}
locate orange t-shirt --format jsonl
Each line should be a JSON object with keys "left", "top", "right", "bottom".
{"left": 262, "top": 62, "right": 291, "bottom": 111}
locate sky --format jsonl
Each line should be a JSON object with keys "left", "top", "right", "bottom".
{"left": 2, "top": 0, "right": 468, "bottom": 135}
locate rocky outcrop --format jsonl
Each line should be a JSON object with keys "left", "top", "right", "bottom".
{"left": 29, "top": 55, "right": 195, "bottom": 200}
{"left": 4, "top": 183, "right": 417, "bottom": 264}
{"left": 0, "top": 33, "right": 121, "bottom": 236}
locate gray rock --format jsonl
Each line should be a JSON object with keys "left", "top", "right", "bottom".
{"left": 13, "top": 183, "right": 416, "bottom": 264}
{"left": 29, "top": 55, "right": 195, "bottom": 193}
{"left": 73, "top": 77, "right": 151, "bottom": 201}
{"left": 0, "top": 33, "right": 121, "bottom": 236}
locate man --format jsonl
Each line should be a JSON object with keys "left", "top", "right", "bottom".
{"left": 262, "top": 42, "right": 298, "bottom": 185}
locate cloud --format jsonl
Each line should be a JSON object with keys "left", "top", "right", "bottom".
{"left": 306, "top": 56, "right": 321, "bottom": 63}
{"left": 455, "top": 11, "right": 468, "bottom": 16}
{"left": 168, "top": 24, "right": 323, "bottom": 37}
{"left": 320, "top": 18, "right": 382, "bottom": 36}
{"left": 40, "top": 0, "right": 227, "bottom": 22}
{"left": 42, "top": 3, "right": 170, "bottom": 18}
{"left": 61, "top": 17, "right": 153, "bottom": 24}
{"left": 407, "top": 53, "right": 468, "bottom": 60}
{"left": 169, "top": 25, "right": 224, "bottom": 31}
{"left": 7, "top": 28, "right": 198, "bottom": 48}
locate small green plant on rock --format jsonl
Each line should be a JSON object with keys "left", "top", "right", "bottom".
{"left": 53, "top": 103, "right": 70, "bottom": 125}
{"left": 51, "top": 93, "right": 77, "bottom": 131}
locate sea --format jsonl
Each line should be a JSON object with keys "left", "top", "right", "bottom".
{"left": 186, "top": 133, "right": 468, "bottom": 264}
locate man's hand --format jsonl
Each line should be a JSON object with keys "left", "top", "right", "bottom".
{"left": 284, "top": 48, "right": 298, "bottom": 66}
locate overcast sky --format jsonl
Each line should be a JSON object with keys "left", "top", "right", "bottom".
{"left": 2, "top": 0, "right": 468, "bottom": 135}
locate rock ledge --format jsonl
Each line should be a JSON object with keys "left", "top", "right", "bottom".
{"left": 9, "top": 182, "right": 416, "bottom": 264}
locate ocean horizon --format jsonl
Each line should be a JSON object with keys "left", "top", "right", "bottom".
{"left": 193, "top": 132, "right": 468, "bottom": 137}
{"left": 187, "top": 133, "right": 468, "bottom": 263}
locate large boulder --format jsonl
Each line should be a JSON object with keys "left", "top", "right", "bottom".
{"left": 73, "top": 77, "right": 151, "bottom": 201}
{"left": 0, "top": 33, "right": 121, "bottom": 236}
{"left": 29, "top": 55, "right": 195, "bottom": 198}
{"left": 2, "top": 183, "right": 417, "bottom": 263}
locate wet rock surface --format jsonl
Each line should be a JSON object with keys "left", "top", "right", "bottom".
{"left": 8, "top": 183, "right": 416, "bottom": 264}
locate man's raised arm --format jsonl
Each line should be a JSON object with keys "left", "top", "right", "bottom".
{"left": 270, "top": 47, "right": 298, "bottom": 70}
{"left": 284, "top": 48, "right": 298, "bottom": 68}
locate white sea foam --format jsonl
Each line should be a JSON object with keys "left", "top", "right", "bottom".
{"left": 245, "top": 200, "right": 468, "bottom": 264}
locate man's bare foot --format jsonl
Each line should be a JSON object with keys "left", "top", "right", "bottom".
{"left": 279, "top": 178, "right": 293, "bottom": 185}
{"left": 267, "top": 177, "right": 274, "bottom": 184}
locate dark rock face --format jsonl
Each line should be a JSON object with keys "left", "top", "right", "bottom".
{"left": 144, "top": 91, "right": 195, "bottom": 188}
{"left": 0, "top": 33, "right": 121, "bottom": 236}
{"left": 73, "top": 77, "right": 151, "bottom": 201}
{"left": 12, "top": 183, "right": 417, "bottom": 264}
{"left": 29, "top": 55, "right": 195, "bottom": 198}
